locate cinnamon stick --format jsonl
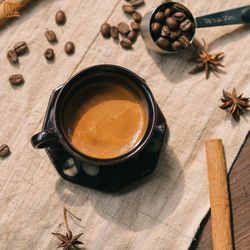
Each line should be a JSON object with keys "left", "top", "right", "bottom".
{"left": 0, "top": 0, "right": 30, "bottom": 26}
{"left": 205, "top": 139, "right": 233, "bottom": 250}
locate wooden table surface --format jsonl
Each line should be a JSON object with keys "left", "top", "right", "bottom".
{"left": 191, "top": 132, "right": 250, "bottom": 250}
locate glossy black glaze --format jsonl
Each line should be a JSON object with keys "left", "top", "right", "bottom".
{"left": 31, "top": 65, "right": 168, "bottom": 191}
{"left": 42, "top": 86, "right": 167, "bottom": 192}
{"left": 32, "top": 65, "right": 159, "bottom": 166}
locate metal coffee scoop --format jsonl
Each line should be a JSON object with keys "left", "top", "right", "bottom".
{"left": 140, "top": 2, "right": 250, "bottom": 54}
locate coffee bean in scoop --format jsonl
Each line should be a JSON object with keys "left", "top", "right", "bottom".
{"left": 151, "top": 22, "right": 162, "bottom": 35}
{"left": 150, "top": 2, "right": 195, "bottom": 51}
{"left": 154, "top": 11, "right": 165, "bottom": 23}
{"left": 166, "top": 17, "right": 178, "bottom": 30}
{"left": 156, "top": 37, "right": 170, "bottom": 50}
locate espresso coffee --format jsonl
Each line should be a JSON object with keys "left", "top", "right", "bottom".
{"left": 63, "top": 77, "right": 148, "bottom": 159}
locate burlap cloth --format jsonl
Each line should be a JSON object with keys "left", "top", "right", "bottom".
{"left": 0, "top": 0, "right": 249, "bottom": 249}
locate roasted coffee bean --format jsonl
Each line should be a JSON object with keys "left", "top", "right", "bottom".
{"left": 130, "top": 0, "right": 144, "bottom": 7}
{"left": 110, "top": 26, "right": 119, "bottom": 39}
{"left": 151, "top": 22, "right": 161, "bottom": 35}
{"left": 44, "top": 48, "right": 55, "bottom": 60}
{"left": 169, "top": 30, "right": 182, "bottom": 40}
{"left": 14, "top": 41, "right": 28, "bottom": 55}
{"left": 132, "top": 11, "right": 142, "bottom": 22}
{"left": 100, "top": 22, "right": 111, "bottom": 38}
{"left": 180, "top": 19, "right": 192, "bottom": 31}
{"left": 0, "top": 144, "right": 10, "bottom": 157}
{"left": 122, "top": 4, "right": 135, "bottom": 14}
{"left": 171, "top": 3, "right": 188, "bottom": 13}
{"left": 64, "top": 42, "right": 75, "bottom": 55}
{"left": 154, "top": 11, "right": 165, "bottom": 23}
{"left": 45, "top": 30, "right": 57, "bottom": 43}
{"left": 131, "top": 21, "right": 140, "bottom": 31}
{"left": 127, "top": 30, "right": 137, "bottom": 43}
{"left": 171, "top": 40, "right": 183, "bottom": 50}
{"left": 55, "top": 10, "right": 66, "bottom": 25}
{"left": 178, "top": 35, "right": 190, "bottom": 48}
{"left": 166, "top": 17, "right": 178, "bottom": 30}
{"left": 156, "top": 37, "right": 170, "bottom": 50}
{"left": 164, "top": 8, "right": 171, "bottom": 17}
{"left": 118, "top": 22, "right": 130, "bottom": 35}
{"left": 9, "top": 74, "right": 24, "bottom": 85}
{"left": 120, "top": 37, "right": 132, "bottom": 49}
{"left": 173, "top": 12, "right": 186, "bottom": 22}
{"left": 161, "top": 25, "right": 170, "bottom": 37}
{"left": 7, "top": 50, "right": 18, "bottom": 64}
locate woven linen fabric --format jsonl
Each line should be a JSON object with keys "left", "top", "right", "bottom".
{"left": 0, "top": 0, "right": 249, "bottom": 249}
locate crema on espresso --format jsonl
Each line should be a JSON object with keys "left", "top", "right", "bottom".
{"left": 63, "top": 79, "right": 148, "bottom": 159}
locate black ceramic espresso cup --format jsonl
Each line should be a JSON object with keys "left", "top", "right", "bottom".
{"left": 31, "top": 65, "right": 160, "bottom": 166}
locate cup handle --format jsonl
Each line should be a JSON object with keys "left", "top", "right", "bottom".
{"left": 31, "top": 128, "right": 59, "bottom": 149}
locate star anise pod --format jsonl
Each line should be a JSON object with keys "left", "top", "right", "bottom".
{"left": 52, "top": 231, "right": 84, "bottom": 250}
{"left": 51, "top": 206, "right": 84, "bottom": 250}
{"left": 220, "top": 88, "right": 250, "bottom": 121}
{"left": 189, "top": 39, "right": 225, "bottom": 79}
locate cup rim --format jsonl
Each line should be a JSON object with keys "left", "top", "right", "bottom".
{"left": 54, "top": 64, "right": 157, "bottom": 166}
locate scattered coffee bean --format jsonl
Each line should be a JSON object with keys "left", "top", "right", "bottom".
{"left": 45, "top": 30, "right": 57, "bottom": 43}
{"left": 120, "top": 37, "right": 132, "bottom": 49}
{"left": 122, "top": 4, "right": 135, "bottom": 14}
{"left": 44, "top": 48, "right": 55, "bottom": 60}
{"left": 180, "top": 19, "right": 192, "bottom": 31}
{"left": 154, "top": 11, "right": 165, "bottom": 23}
{"left": 169, "top": 30, "right": 182, "bottom": 40}
{"left": 178, "top": 35, "right": 190, "bottom": 48}
{"left": 161, "top": 25, "right": 170, "bottom": 37}
{"left": 110, "top": 26, "right": 119, "bottom": 39}
{"left": 7, "top": 50, "right": 18, "bottom": 64}
{"left": 171, "top": 40, "right": 183, "bottom": 50}
{"left": 132, "top": 11, "right": 142, "bottom": 23}
{"left": 101, "top": 0, "right": 193, "bottom": 51}
{"left": 0, "top": 144, "right": 10, "bottom": 158}
{"left": 131, "top": 21, "right": 140, "bottom": 31}
{"left": 127, "top": 30, "right": 137, "bottom": 43}
{"left": 14, "top": 41, "right": 28, "bottom": 56}
{"left": 151, "top": 22, "right": 161, "bottom": 35}
{"left": 9, "top": 74, "right": 24, "bottom": 85}
{"left": 164, "top": 8, "right": 171, "bottom": 17}
{"left": 100, "top": 22, "right": 111, "bottom": 38}
{"left": 166, "top": 17, "right": 178, "bottom": 30}
{"left": 173, "top": 12, "right": 186, "bottom": 22}
{"left": 118, "top": 22, "right": 130, "bottom": 35}
{"left": 156, "top": 37, "right": 170, "bottom": 50}
{"left": 64, "top": 42, "right": 75, "bottom": 55}
{"left": 55, "top": 10, "right": 66, "bottom": 25}
{"left": 130, "top": 0, "right": 144, "bottom": 7}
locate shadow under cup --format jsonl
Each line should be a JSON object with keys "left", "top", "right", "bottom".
{"left": 55, "top": 65, "right": 157, "bottom": 165}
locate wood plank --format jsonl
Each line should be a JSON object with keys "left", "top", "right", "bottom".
{"left": 190, "top": 132, "right": 250, "bottom": 249}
